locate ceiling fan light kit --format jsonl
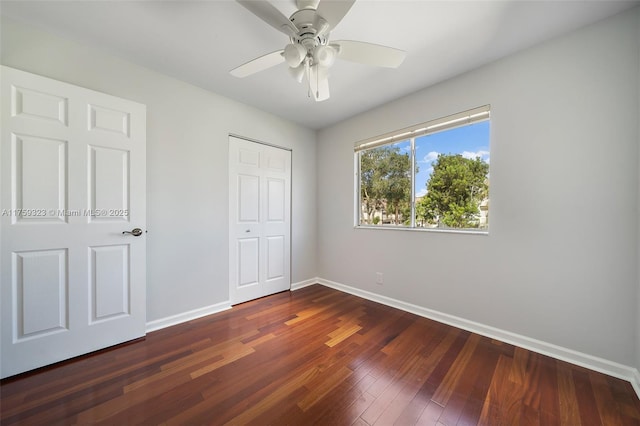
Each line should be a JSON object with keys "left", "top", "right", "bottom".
{"left": 231, "top": 0, "right": 407, "bottom": 102}
{"left": 314, "top": 45, "right": 337, "bottom": 68}
{"left": 284, "top": 43, "right": 306, "bottom": 67}
{"left": 289, "top": 62, "right": 306, "bottom": 83}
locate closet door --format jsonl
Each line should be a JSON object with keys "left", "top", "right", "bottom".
{"left": 229, "top": 136, "right": 291, "bottom": 304}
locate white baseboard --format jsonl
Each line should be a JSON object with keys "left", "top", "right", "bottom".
{"left": 146, "top": 300, "right": 231, "bottom": 333}
{"left": 316, "top": 277, "right": 640, "bottom": 398}
{"left": 631, "top": 369, "right": 640, "bottom": 398}
{"left": 291, "top": 278, "right": 318, "bottom": 291}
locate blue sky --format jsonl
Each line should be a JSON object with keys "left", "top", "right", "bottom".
{"left": 399, "top": 120, "right": 491, "bottom": 197}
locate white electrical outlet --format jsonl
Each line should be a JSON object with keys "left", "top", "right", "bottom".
{"left": 376, "top": 272, "right": 383, "bottom": 285}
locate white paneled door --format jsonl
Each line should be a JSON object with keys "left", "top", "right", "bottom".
{"left": 229, "top": 136, "right": 291, "bottom": 305}
{"left": 0, "top": 66, "right": 146, "bottom": 378}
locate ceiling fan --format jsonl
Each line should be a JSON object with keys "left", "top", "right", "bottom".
{"left": 230, "top": 0, "right": 406, "bottom": 102}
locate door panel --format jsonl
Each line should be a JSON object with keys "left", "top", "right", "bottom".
{"left": 90, "top": 245, "right": 129, "bottom": 322}
{"left": 12, "top": 85, "right": 68, "bottom": 125}
{"left": 89, "top": 146, "right": 129, "bottom": 222}
{"left": 238, "top": 174, "right": 259, "bottom": 223}
{"left": 14, "top": 249, "right": 68, "bottom": 339}
{"left": 267, "top": 178, "right": 285, "bottom": 221}
{"left": 1, "top": 66, "right": 146, "bottom": 378}
{"left": 238, "top": 147, "right": 259, "bottom": 167}
{"left": 238, "top": 238, "right": 260, "bottom": 287}
{"left": 229, "top": 136, "right": 291, "bottom": 304}
{"left": 13, "top": 134, "right": 67, "bottom": 224}
{"left": 88, "top": 104, "right": 130, "bottom": 136}
{"left": 266, "top": 236, "right": 285, "bottom": 280}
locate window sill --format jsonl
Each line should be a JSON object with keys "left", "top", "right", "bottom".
{"left": 354, "top": 225, "right": 489, "bottom": 235}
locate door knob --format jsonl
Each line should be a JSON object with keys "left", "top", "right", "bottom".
{"left": 122, "top": 228, "right": 143, "bottom": 236}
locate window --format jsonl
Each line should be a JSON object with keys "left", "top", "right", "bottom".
{"left": 355, "top": 106, "right": 490, "bottom": 232}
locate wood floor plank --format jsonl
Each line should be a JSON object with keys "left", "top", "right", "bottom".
{"left": 1, "top": 284, "right": 638, "bottom": 425}
{"left": 509, "top": 346, "right": 530, "bottom": 385}
{"left": 590, "top": 370, "right": 625, "bottom": 426}
{"left": 370, "top": 352, "right": 429, "bottom": 425}
{"left": 298, "top": 365, "right": 354, "bottom": 411}
{"left": 557, "top": 361, "right": 582, "bottom": 426}
{"left": 326, "top": 323, "right": 364, "bottom": 347}
{"left": 572, "top": 368, "right": 603, "bottom": 425}
{"left": 477, "top": 355, "right": 523, "bottom": 426}
{"left": 338, "top": 391, "right": 378, "bottom": 426}
{"left": 415, "top": 400, "right": 445, "bottom": 426}
{"left": 455, "top": 339, "right": 503, "bottom": 426}
{"left": 431, "top": 333, "right": 481, "bottom": 406}
{"left": 535, "top": 354, "right": 561, "bottom": 426}
{"left": 439, "top": 338, "right": 500, "bottom": 426}
{"left": 308, "top": 373, "right": 378, "bottom": 425}
{"left": 424, "top": 329, "right": 469, "bottom": 392}
{"left": 360, "top": 370, "right": 406, "bottom": 424}
{"left": 608, "top": 376, "right": 640, "bottom": 421}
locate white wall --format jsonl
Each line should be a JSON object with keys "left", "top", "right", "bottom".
{"left": 318, "top": 9, "right": 639, "bottom": 366}
{"left": 636, "top": 8, "right": 640, "bottom": 376}
{"left": 0, "top": 17, "right": 317, "bottom": 322}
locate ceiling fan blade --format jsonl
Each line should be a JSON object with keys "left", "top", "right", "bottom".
{"left": 237, "top": 0, "right": 298, "bottom": 36}
{"left": 309, "top": 65, "right": 330, "bottom": 101}
{"left": 315, "top": 0, "right": 356, "bottom": 30}
{"left": 230, "top": 50, "right": 285, "bottom": 78}
{"left": 334, "top": 40, "right": 406, "bottom": 68}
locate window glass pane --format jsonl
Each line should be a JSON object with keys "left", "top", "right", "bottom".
{"left": 415, "top": 121, "right": 490, "bottom": 230}
{"left": 359, "top": 140, "right": 412, "bottom": 226}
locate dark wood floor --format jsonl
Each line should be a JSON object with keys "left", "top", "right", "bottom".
{"left": 2, "top": 284, "right": 639, "bottom": 425}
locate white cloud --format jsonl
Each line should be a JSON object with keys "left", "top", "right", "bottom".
{"left": 461, "top": 150, "right": 490, "bottom": 163}
{"left": 416, "top": 188, "right": 427, "bottom": 197}
{"left": 421, "top": 151, "right": 439, "bottom": 164}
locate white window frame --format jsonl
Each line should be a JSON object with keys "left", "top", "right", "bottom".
{"left": 354, "top": 105, "right": 491, "bottom": 233}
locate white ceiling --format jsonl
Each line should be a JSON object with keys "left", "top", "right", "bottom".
{"left": 1, "top": 0, "right": 637, "bottom": 129}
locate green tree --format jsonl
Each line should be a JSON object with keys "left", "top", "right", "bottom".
{"left": 360, "top": 148, "right": 386, "bottom": 224}
{"left": 383, "top": 149, "right": 411, "bottom": 225}
{"left": 417, "top": 154, "right": 489, "bottom": 228}
{"left": 360, "top": 145, "right": 412, "bottom": 225}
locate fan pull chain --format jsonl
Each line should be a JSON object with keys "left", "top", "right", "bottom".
{"left": 306, "top": 59, "right": 312, "bottom": 98}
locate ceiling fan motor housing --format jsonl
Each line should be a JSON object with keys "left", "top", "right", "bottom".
{"left": 289, "top": 9, "right": 328, "bottom": 51}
